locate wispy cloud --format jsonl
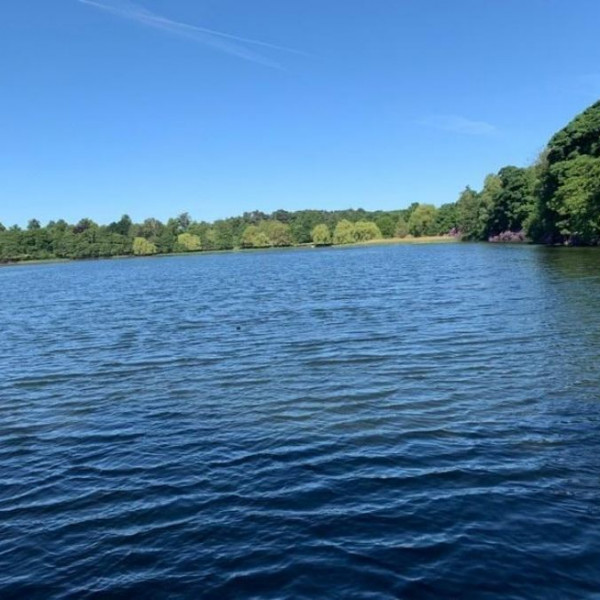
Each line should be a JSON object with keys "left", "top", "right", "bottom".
{"left": 419, "top": 115, "right": 497, "bottom": 136}
{"left": 77, "top": 0, "right": 304, "bottom": 68}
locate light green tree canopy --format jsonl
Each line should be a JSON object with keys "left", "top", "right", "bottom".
{"left": 132, "top": 237, "right": 157, "bottom": 256}
{"left": 177, "top": 232, "right": 202, "bottom": 252}
{"left": 333, "top": 219, "right": 357, "bottom": 245}
{"left": 241, "top": 225, "right": 270, "bottom": 248}
{"left": 311, "top": 223, "right": 331, "bottom": 246}
{"left": 260, "top": 220, "right": 293, "bottom": 246}
{"left": 354, "top": 220, "right": 382, "bottom": 241}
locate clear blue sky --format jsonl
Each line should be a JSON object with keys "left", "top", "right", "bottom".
{"left": 2, "top": 0, "right": 600, "bottom": 226}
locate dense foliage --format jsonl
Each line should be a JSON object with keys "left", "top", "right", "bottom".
{"left": 0, "top": 206, "right": 455, "bottom": 263}
{"left": 456, "top": 99, "right": 600, "bottom": 245}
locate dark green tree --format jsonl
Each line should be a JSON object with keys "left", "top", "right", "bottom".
{"left": 487, "top": 166, "right": 536, "bottom": 236}
{"left": 176, "top": 212, "right": 192, "bottom": 233}
{"left": 375, "top": 215, "right": 396, "bottom": 238}
{"left": 456, "top": 186, "right": 487, "bottom": 240}
{"left": 433, "top": 203, "right": 458, "bottom": 235}
{"left": 107, "top": 214, "right": 133, "bottom": 237}
{"left": 533, "top": 100, "right": 600, "bottom": 244}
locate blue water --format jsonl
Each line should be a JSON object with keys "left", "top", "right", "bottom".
{"left": 1, "top": 243, "right": 600, "bottom": 599}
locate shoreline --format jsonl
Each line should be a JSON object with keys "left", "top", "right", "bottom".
{"left": 0, "top": 236, "right": 460, "bottom": 267}
{"left": 1, "top": 235, "right": 598, "bottom": 269}
{"left": 12, "top": 236, "right": 590, "bottom": 269}
{"left": 345, "top": 236, "right": 459, "bottom": 247}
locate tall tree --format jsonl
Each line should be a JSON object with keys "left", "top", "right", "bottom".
{"left": 534, "top": 100, "right": 600, "bottom": 244}
{"left": 408, "top": 204, "right": 437, "bottom": 237}
{"left": 456, "top": 186, "right": 487, "bottom": 240}
{"left": 487, "top": 166, "right": 536, "bottom": 236}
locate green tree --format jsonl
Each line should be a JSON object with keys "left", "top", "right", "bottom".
{"left": 456, "top": 186, "right": 489, "bottom": 240}
{"left": 241, "top": 225, "right": 270, "bottom": 248}
{"left": 354, "top": 220, "right": 382, "bottom": 241}
{"left": 271, "top": 209, "right": 291, "bottom": 223}
{"left": 487, "top": 166, "right": 536, "bottom": 236}
{"left": 73, "top": 218, "right": 96, "bottom": 234}
{"left": 433, "top": 203, "right": 457, "bottom": 235}
{"left": 212, "top": 220, "right": 235, "bottom": 250}
{"left": 533, "top": 100, "right": 600, "bottom": 244}
{"left": 408, "top": 204, "right": 438, "bottom": 237}
{"left": 395, "top": 218, "right": 409, "bottom": 238}
{"left": 542, "top": 155, "right": 600, "bottom": 243}
{"left": 375, "top": 215, "right": 396, "bottom": 238}
{"left": 176, "top": 212, "right": 192, "bottom": 233}
{"left": 546, "top": 99, "right": 600, "bottom": 164}
{"left": 311, "top": 224, "right": 331, "bottom": 246}
{"left": 241, "top": 225, "right": 258, "bottom": 248}
{"left": 333, "top": 219, "right": 357, "bottom": 244}
{"left": 177, "top": 232, "right": 202, "bottom": 251}
{"left": 155, "top": 226, "right": 176, "bottom": 254}
{"left": 107, "top": 214, "right": 133, "bottom": 237}
{"left": 403, "top": 202, "right": 420, "bottom": 223}
{"left": 135, "top": 218, "right": 163, "bottom": 242}
{"left": 132, "top": 237, "right": 157, "bottom": 255}
{"left": 290, "top": 210, "right": 325, "bottom": 244}
{"left": 260, "top": 220, "right": 293, "bottom": 246}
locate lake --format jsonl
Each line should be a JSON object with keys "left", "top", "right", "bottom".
{"left": 1, "top": 243, "right": 599, "bottom": 599}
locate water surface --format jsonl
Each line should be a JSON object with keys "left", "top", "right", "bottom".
{"left": 1, "top": 244, "right": 599, "bottom": 599}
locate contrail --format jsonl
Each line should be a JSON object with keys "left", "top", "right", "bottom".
{"left": 77, "top": 0, "right": 304, "bottom": 68}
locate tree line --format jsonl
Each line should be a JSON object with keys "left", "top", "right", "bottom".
{"left": 454, "top": 99, "right": 600, "bottom": 245}
{"left": 2, "top": 99, "right": 599, "bottom": 262}
{"left": 0, "top": 205, "right": 456, "bottom": 263}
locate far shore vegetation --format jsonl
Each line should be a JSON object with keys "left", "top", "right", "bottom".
{"left": 0, "top": 207, "right": 459, "bottom": 264}
{"left": 2, "top": 99, "right": 600, "bottom": 264}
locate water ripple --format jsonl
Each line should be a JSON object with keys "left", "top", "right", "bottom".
{"left": 1, "top": 245, "right": 600, "bottom": 599}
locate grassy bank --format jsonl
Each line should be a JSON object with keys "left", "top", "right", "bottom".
{"left": 347, "top": 235, "right": 459, "bottom": 247}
